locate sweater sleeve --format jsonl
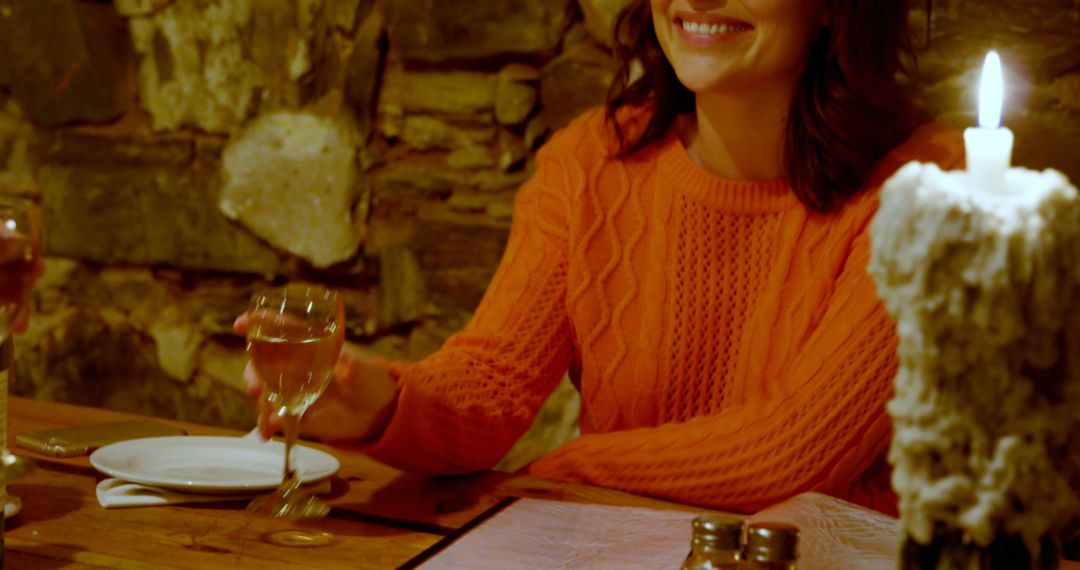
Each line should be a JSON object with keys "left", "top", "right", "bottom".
{"left": 359, "top": 124, "right": 584, "bottom": 475}
{"left": 526, "top": 222, "right": 900, "bottom": 513}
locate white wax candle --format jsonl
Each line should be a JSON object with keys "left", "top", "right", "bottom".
{"left": 870, "top": 160, "right": 1080, "bottom": 549}
{"left": 963, "top": 51, "right": 1014, "bottom": 194}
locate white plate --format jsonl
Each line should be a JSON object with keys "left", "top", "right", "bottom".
{"left": 90, "top": 436, "right": 340, "bottom": 494}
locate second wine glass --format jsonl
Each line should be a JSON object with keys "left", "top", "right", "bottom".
{"left": 246, "top": 284, "right": 343, "bottom": 519}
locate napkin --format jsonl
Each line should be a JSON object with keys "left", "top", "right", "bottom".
{"left": 96, "top": 477, "right": 332, "bottom": 508}
{"left": 96, "top": 428, "right": 332, "bottom": 509}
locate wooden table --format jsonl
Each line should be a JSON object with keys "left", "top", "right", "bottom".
{"left": 2, "top": 397, "right": 710, "bottom": 569}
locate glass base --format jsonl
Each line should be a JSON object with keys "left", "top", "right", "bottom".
{"left": 261, "top": 529, "right": 336, "bottom": 548}
{"left": 248, "top": 485, "right": 330, "bottom": 519}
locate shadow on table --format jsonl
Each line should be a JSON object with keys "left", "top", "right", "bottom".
{"left": 5, "top": 482, "right": 84, "bottom": 529}
{"left": 180, "top": 476, "right": 466, "bottom": 539}
{"left": 4, "top": 541, "right": 101, "bottom": 569}
{"left": 333, "top": 471, "right": 512, "bottom": 535}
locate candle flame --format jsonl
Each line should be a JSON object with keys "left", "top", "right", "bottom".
{"left": 978, "top": 51, "right": 1005, "bottom": 129}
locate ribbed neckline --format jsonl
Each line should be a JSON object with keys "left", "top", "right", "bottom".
{"left": 658, "top": 131, "right": 800, "bottom": 214}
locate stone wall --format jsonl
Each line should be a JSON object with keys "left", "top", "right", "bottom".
{"left": 915, "top": 0, "right": 1080, "bottom": 180}
{"left": 0, "top": 0, "right": 1077, "bottom": 469}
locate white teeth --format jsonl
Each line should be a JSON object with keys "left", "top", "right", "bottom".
{"left": 681, "top": 20, "right": 750, "bottom": 35}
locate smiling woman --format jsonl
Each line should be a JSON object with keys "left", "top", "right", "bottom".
{"left": 242, "top": 0, "right": 964, "bottom": 518}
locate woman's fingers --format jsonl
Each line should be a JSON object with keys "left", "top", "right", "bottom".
{"left": 244, "top": 359, "right": 277, "bottom": 439}
{"left": 242, "top": 362, "right": 262, "bottom": 398}
{"left": 245, "top": 343, "right": 395, "bottom": 443}
{"left": 261, "top": 409, "right": 283, "bottom": 440}
{"left": 233, "top": 313, "right": 249, "bottom": 336}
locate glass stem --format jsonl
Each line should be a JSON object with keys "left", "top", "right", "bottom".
{"left": 281, "top": 413, "right": 301, "bottom": 491}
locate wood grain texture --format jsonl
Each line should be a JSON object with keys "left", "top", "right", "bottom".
{"left": 4, "top": 397, "right": 712, "bottom": 569}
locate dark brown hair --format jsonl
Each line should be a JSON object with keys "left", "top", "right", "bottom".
{"left": 606, "top": 0, "right": 920, "bottom": 213}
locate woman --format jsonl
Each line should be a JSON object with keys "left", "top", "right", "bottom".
{"left": 240, "top": 0, "right": 962, "bottom": 515}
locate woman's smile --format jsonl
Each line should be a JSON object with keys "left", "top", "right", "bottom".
{"left": 652, "top": 0, "right": 823, "bottom": 94}
{"left": 673, "top": 12, "right": 755, "bottom": 48}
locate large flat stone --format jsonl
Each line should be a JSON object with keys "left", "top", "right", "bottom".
{"left": 400, "top": 115, "right": 496, "bottom": 151}
{"left": 0, "top": 0, "right": 131, "bottom": 126}
{"left": 40, "top": 164, "right": 283, "bottom": 274}
{"left": 219, "top": 110, "right": 364, "bottom": 268}
{"left": 380, "top": 68, "right": 498, "bottom": 117}
{"left": 383, "top": 0, "right": 572, "bottom": 62}
{"left": 127, "top": 0, "right": 331, "bottom": 132}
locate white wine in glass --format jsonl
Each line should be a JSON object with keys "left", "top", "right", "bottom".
{"left": 246, "top": 284, "right": 343, "bottom": 519}
{"left": 249, "top": 322, "right": 341, "bottom": 416}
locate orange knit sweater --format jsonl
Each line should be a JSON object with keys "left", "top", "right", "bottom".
{"left": 364, "top": 108, "right": 963, "bottom": 514}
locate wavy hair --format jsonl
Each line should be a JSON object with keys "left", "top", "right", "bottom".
{"left": 606, "top": 0, "right": 920, "bottom": 213}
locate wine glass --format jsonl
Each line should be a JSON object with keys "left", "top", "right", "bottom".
{"left": 246, "top": 284, "right": 343, "bottom": 519}
{"left": 0, "top": 197, "right": 40, "bottom": 506}
{"left": 0, "top": 197, "right": 40, "bottom": 341}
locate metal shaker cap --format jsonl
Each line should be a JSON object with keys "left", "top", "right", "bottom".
{"left": 745, "top": 521, "right": 799, "bottom": 562}
{"left": 690, "top": 514, "right": 744, "bottom": 550}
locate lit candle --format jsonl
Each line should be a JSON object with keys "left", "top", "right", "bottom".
{"left": 962, "top": 51, "right": 1014, "bottom": 194}
{"left": 868, "top": 51, "right": 1080, "bottom": 568}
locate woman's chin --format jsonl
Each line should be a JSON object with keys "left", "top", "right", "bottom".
{"left": 671, "top": 62, "right": 749, "bottom": 95}
{"left": 674, "top": 74, "right": 737, "bottom": 96}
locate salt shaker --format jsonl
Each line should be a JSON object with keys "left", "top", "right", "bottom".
{"left": 681, "top": 514, "right": 744, "bottom": 570}
{"left": 743, "top": 522, "right": 799, "bottom": 569}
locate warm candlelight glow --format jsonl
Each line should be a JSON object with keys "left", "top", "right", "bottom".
{"left": 964, "top": 50, "right": 1014, "bottom": 192}
{"left": 978, "top": 51, "right": 1005, "bottom": 129}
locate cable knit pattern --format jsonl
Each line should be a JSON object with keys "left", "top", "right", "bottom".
{"left": 363, "top": 107, "right": 964, "bottom": 514}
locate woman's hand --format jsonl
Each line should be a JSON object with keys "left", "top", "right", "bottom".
{"left": 234, "top": 314, "right": 398, "bottom": 443}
